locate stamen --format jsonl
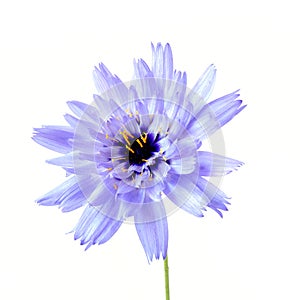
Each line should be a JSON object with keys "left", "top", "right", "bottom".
{"left": 105, "top": 134, "right": 119, "bottom": 142}
{"left": 126, "top": 145, "right": 135, "bottom": 154}
{"left": 119, "top": 129, "right": 134, "bottom": 146}
{"left": 113, "top": 183, "right": 118, "bottom": 190}
{"left": 121, "top": 128, "right": 134, "bottom": 138}
{"left": 106, "top": 167, "right": 112, "bottom": 171}
{"left": 111, "top": 157, "right": 126, "bottom": 162}
{"left": 136, "top": 138, "right": 143, "bottom": 148}
{"left": 142, "top": 159, "right": 148, "bottom": 162}
{"left": 123, "top": 134, "right": 131, "bottom": 146}
{"left": 125, "top": 108, "right": 133, "bottom": 118}
{"left": 140, "top": 132, "right": 147, "bottom": 143}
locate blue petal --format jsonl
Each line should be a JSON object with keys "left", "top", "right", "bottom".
{"left": 64, "top": 113, "right": 79, "bottom": 128}
{"left": 188, "top": 90, "right": 245, "bottom": 140}
{"left": 67, "top": 101, "right": 88, "bottom": 117}
{"left": 46, "top": 151, "right": 97, "bottom": 175}
{"left": 93, "top": 63, "right": 128, "bottom": 105}
{"left": 36, "top": 176, "right": 86, "bottom": 212}
{"left": 167, "top": 136, "right": 198, "bottom": 175}
{"left": 164, "top": 173, "right": 206, "bottom": 217}
{"left": 163, "top": 43, "right": 173, "bottom": 80}
{"left": 196, "top": 177, "right": 231, "bottom": 217}
{"left": 32, "top": 125, "right": 73, "bottom": 153}
{"left": 67, "top": 101, "right": 101, "bottom": 126}
{"left": 93, "top": 63, "right": 117, "bottom": 94}
{"left": 74, "top": 203, "right": 123, "bottom": 249}
{"left": 135, "top": 201, "right": 168, "bottom": 262}
{"left": 151, "top": 42, "right": 164, "bottom": 78}
{"left": 187, "top": 64, "right": 216, "bottom": 113}
{"left": 133, "top": 58, "right": 153, "bottom": 78}
{"left": 198, "top": 151, "right": 244, "bottom": 176}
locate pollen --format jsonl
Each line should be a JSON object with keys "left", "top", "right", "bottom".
{"left": 120, "top": 129, "right": 134, "bottom": 146}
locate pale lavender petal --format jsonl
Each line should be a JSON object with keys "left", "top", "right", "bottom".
{"left": 32, "top": 126, "right": 73, "bottom": 153}
{"left": 36, "top": 176, "right": 86, "bottom": 212}
{"left": 74, "top": 203, "right": 123, "bottom": 249}
{"left": 135, "top": 201, "right": 168, "bottom": 262}
{"left": 198, "top": 151, "right": 244, "bottom": 176}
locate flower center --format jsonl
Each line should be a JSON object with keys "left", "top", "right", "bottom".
{"left": 128, "top": 133, "right": 159, "bottom": 165}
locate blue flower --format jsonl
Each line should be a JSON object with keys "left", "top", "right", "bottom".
{"left": 33, "top": 43, "right": 245, "bottom": 262}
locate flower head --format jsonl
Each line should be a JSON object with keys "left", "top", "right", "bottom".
{"left": 33, "top": 43, "right": 245, "bottom": 262}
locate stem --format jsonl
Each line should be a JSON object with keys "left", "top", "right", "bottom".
{"left": 164, "top": 255, "right": 170, "bottom": 300}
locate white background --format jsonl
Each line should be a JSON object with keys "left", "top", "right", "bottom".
{"left": 1, "top": 0, "right": 299, "bottom": 299}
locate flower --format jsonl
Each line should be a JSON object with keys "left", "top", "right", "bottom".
{"left": 33, "top": 43, "right": 245, "bottom": 262}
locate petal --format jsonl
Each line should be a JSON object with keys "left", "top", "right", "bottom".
{"left": 198, "top": 151, "right": 244, "bottom": 176}
{"left": 93, "top": 94, "right": 113, "bottom": 120}
{"left": 188, "top": 90, "right": 245, "bottom": 140}
{"left": 151, "top": 42, "right": 164, "bottom": 78}
{"left": 67, "top": 101, "right": 88, "bottom": 117}
{"left": 135, "top": 201, "right": 168, "bottom": 262}
{"left": 196, "top": 176, "right": 231, "bottom": 217}
{"left": 170, "top": 156, "right": 196, "bottom": 174}
{"left": 93, "top": 63, "right": 129, "bottom": 106}
{"left": 36, "top": 176, "right": 86, "bottom": 212}
{"left": 187, "top": 64, "right": 216, "bottom": 113}
{"left": 150, "top": 160, "right": 171, "bottom": 180}
{"left": 164, "top": 173, "right": 207, "bottom": 217}
{"left": 133, "top": 58, "right": 153, "bottom": 79}
{"left": 64, "top": 113, "right": 79, "bottom": 128}
{"left": 147, "top": 114, "right": 168, "bottom": 137}
{"left": 163, "top": 43, "right": 173, "bottom": 80}
{"left": 93, "top": 63, "right": 117, "bottom": 94}
{"left": 67, "top": 101, "right": 102, "bottom": 127}
{"left": 74, "top": 203, "right": 123, "bottom": 249}
{"left": 32, "top": 125, "right": 73, "bottom": 153}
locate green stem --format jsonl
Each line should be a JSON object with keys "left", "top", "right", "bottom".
{"left": 164, "top": 255, "right": 170, "bottom": 300}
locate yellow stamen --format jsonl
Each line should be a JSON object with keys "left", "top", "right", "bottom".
{"left": 111, "top": 157, "right": 126, "bottom": 162}
{"left": 141, "top": 132, "right": 147, "bottom": 143}
{"left": 125, "top": 108, "right": 133, "bottom": 118}
{"left": 105, "top": 134, "right": 119, "bottom": 142}
{"left": 120, "top": 129, "right": 134, "bottom": 145}
{"left": 136, "top": 138, "right": 143, "bottom": 148}
{"left": 126, "top": 145, "right": 135, "bottom": 154}
{"left": 122, "top": 133, "right": 131, "bottom": 146}
{"left": 122, "top": 128, "right": 134, "bottom": 138}
{"left": 106, "top": 167, "right": 112, "bottom": 171}
{"left": 113, "top": 183, "right": 118, "bottom": 190}
{"left": 142, "top": 159, "right": 148, "bottom": 162}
